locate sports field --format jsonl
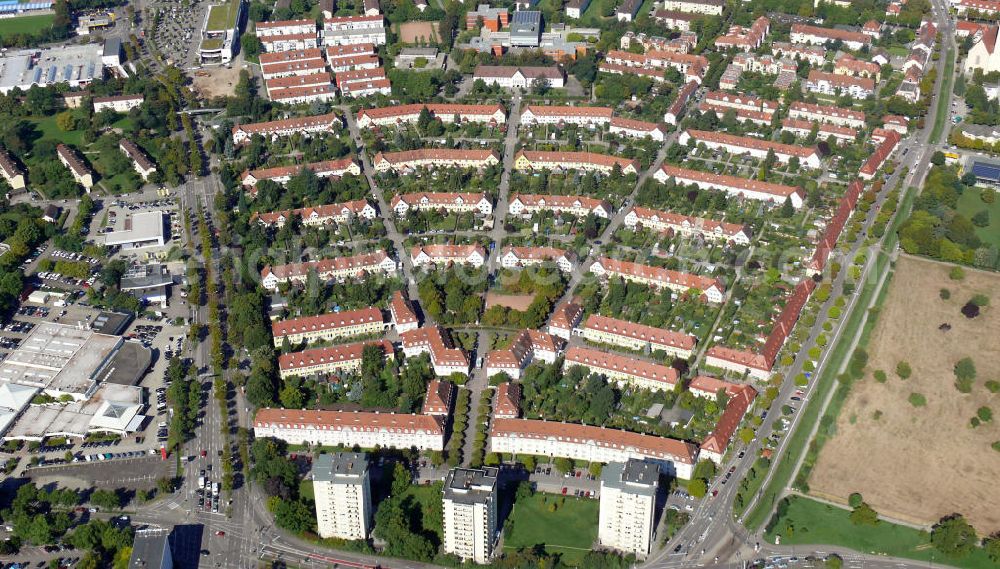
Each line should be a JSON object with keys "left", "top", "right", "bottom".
{"left": 503, "top": 493, "right": 598, "bottom": 566}
{"left": 0, "top": 13, "right": 54, "bottom": 38}
{"left": 809, "top": 255, "right": 1000, "bottom": 534}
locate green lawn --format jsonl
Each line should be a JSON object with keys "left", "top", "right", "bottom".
{"left": 503, "top": 493, "right": 598, "bottom": 566}
{"left": 765, "top": 496, "right": 998, "bottom": 569}
{"left": 299, "top": 479, "right": 315, "bottom": 501}
{"left": 0, "top": 13, "right": 54, "bottom": 38}
{"left": 956, "top": 187, "right": 1000, "bottom": 248}
{"left": 30, "top": 115, "right": 85, "bottom": 147}
{"left": 930, "top": 49, "right": 955, "bottom": 145}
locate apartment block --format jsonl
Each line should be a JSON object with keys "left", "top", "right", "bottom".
{"left": 241, "top": 158, "right": 361, "bottom": 188}
{"left": 278, "top": 340, "right": 394, "bottom": 379}
{"left": 442, "top": 467, "right": 499, "bottom": 564}
{"left": 56, "top": 144, "right": 93, "bottom": 191}
{"left": 513, "top": 150, "right": 639, "bottom": 175}
{"left": 260, "top": 252, "right": 397, "bottom": 290}
{"left": 0, "top": 146, "right": 25, "bottom": 190}
{"left": 231, "top": 113, "right": 340, "bottom": 145}
{"left": 548, "top": 301, "right": 584, "bottom": 339}
{"left": 655, "top": 164, "right": 804, "bottom": 208}
{"left": 609, "top": 116, "right": 667, "bottom": 141}
{"left": 422, "top": 379, "right": 455, "bottom": 416}
{"left": 678, "top": 129, "right": 821, "bottom": 168}
{"left": 805, "top": 70, "right": 875, "bottom": 99}
{"left": 520, "top": 104, "right": 613, "bottom": 126}
{"left": 389, "top": 290, "right": 420, "bottom": 333}
{"left": 253, "top": 408, "right": 445, "bottom": 450}
{"left": 489, "top": 418, "right": 698, "bottom": 478}
{"left": 564, "top": 345, "right": 680, "bottom": 392}
{"left": 411, "top": 244, "right": 487, "bottom": 269}
{"left": 271, "top": 307, "right": 387, "bottom": 346}
{"left": 624, "top": 206, "right": 750, "bottom": 244}
{"left": 589, "top": 257, "right": 726, "bottom": 303}
{"left": 790, "top": 23, "right": 871, "bottom": 50}
{"left": 400, "top": 325, "right": 470, "bottom": 376}
{"left": 787, "top": 101, "right": 866, "bottom": 129}
{"left": 657, "top": 0, "right": 724, "bottom": 15}
{"left": 494, "top": 382, "right": 521, "bottom": 418}
{"left": 356, "top": 103, "right": 506, "bottom": 128}
{"left": 485, "top": 329, "right": 562, "bottom": 379}
{"left": 391, "top": 192, "right": 493, "bottom": 216}
{"left": 314, "top": 452, "right": 373, "bottom": 540}
{"left": 507, "top": 193, "right": 611, "bottom": 218}
{"left": 93, "top": 93, "right": 144, "bottom": 113}
{"left": 498, "top": 246, "right": 575, "bottom": 273}
{"left": 373, "top": 149, "right": 501, "bottom": 173}
{"left": 119, "top": 139, "right": 157, "bottom": 181}
{"left": 253, "top": 200, "right": 376, "bottom": 228}
{"left": 579, "top": 314, "right": 696, "bottom": 359}
{"left": 322, "top": 15, "right": 387, "bottom": 46}
{"left": 472, "top": 65, "right": 566, "bottom": 89}
{"left": 598, "top": 459, "right": 659, "bottom": 557}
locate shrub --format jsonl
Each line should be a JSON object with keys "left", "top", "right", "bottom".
{"left": 949, "top": 266, "right": 966, "bottom": 280}
{"left": 986, "top": 380, "right": 1000, "bottom": 393}
{"left": 827, "top": 306, "right": 842, "bottom": 319}
{"left": 971, "top": 417, "right": 981, "bottom": 428}
{"left": 908, "top": 392, "right": 927, "bottom": 407}
{"left": 873, "top": 370, "right": 887, "bottom": 383}
{"left": 993, "top": 441, "right": 1000, "bottom": 452}
{"left": 971, "top": 293, "right": 990, "bottom": 307}
{"left": 794, "top": 373, "right": 809, "bottom": 386}
{"left": 978, "top": 406, "right": 993, "bottom": 422}
{"left": 848, "top": 492, "right": 864, "bottom": 508}
{"left": 939, "top": 288, "right": 951, "bottom": 300}
{"left": 896, "top": 361, "right": 912, "bottom": 379}
{"left": 955, "top": 357, "right": 977, "bottom": 381}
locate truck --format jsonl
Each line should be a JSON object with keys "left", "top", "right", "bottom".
{"left": 198, "top": 476, "right": 206, "bottom": 489}
{"left": 212, "top": 482, "right": 220, "bottom": 496}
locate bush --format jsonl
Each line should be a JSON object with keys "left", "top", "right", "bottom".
{"left": 955, "top": 357, "right": 977, "bottom": 382}
{"left": 986, "top": 380, "right": 1000, "bottom": 393}
{"left": 896, "top": 361, "right": 912, "bottom": 379}
{"left": 908, "top": 392, "right": 927, "bottom": 407}
{"left": 873, "top": 370, "right": 887, "bottom": 383}
{"left": 978, "top": 406, "right": 993, "bottom": 422}
{"left": 848, "top": 492, "right": 864, "bottom": 508}
{"left": 794, "top": 373, "right": 809, "bottom": 387}
{"left": 971, "top": 293, "right": 990, "bottom": 307}
{"left": 688, "top": 478, "right": 707, "bottom": 498}
{"left": 949, "top": 266, "right": 966, "bottom": 280}
{"left": 939, "top": 288, "right": 951, "bottom": 300}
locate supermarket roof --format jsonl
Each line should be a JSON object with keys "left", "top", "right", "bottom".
{"left": 971, "top": 160, "right": 1000, "bottom": 182}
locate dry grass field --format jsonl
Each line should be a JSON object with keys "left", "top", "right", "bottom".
{"left": 485, "top": 292, "right": 536, "bottom": 311}
{"left": 398, "top": 21, "right": 440, "bottom": 44}
{"left": 809, "top": 256, "right": 1000, "bottom": 534}
{"left": 190, "top": 66, "right": 242, "bottom": 98}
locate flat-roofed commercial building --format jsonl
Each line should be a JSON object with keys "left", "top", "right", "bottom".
{"left": 104, "top": 211, "right": 167, "bottom": 250}
{"left": 253, "top": 408, "right": 446, "bottom": 450}
{"left": 314, "top": 452, "right": 373, "bottom": 540}
{"left": 599, "top": 459, "right": 659, "bottom": 557}
{"left": 443, "top": 467, "right": 499, "bottom": 564}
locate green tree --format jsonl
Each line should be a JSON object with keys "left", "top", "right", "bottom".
{"left": 89, "top": 489, "right": 122, "bottom": 510}
{"left": 554, "top": 457, "right": 574, "bottom": 474}
{"left": 688, "top": 478, "right": 707, "bottom": 498}
{"left": 896, "top": 361, "right": 912, "bottom": 379}
{"left": 849, "top": 502, "right": 879, "bottom": 526}
{"left": 391, "top": 462, "right": 411, "bottom": 497}
{"left": 930, "top": 515, "right": 978, "bottom": 558}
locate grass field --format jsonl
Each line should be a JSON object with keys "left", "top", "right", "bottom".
{"left": 0, "top": 13, "right": 54, "bottom": 38}
{"left": 765, "top": 496, "right": 999, "bottom": 569}
{"left": 809, "top": 256, "right": 1000, "bottom": 534}
{"left": 930, "top": 49, "right": 955, "bottom": 145}
{"left": 956, "top": 187, "right": 1000, "bottom": 248}
{"left": 30, "top": 115, "right": 85, "bottom": 147}
{"left": 503, "top": 493, "right": 598, "bottom": 566}
{"left": 206, "top": 0, "right": 239, "bottom": 31}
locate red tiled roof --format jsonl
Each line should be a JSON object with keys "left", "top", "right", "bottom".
{"left": 490, "top": 418, "right": 699, "bottom": 464}
{"left": 629, "top": 206, "right": 748, "bottom": 238}
{"left": 494, "top": 382, "right": 521, "bottom": 418}
{"left": 232, "top": 113, "right": 339, "bottom": 136}
{"left": 390, "top": 192, "right": 487, "bottom": 208}
{"left": 261, "top": 252, "right": 390, "bottom": 281}
{"left": 278, "top": 339, "right": 393, "bottom": 372}
{"left": 684, "top": 129, "right": 819, "bottom": 158}
{"left": 259, "top": 48, "right": 325, "bottom": 64}
{"left": 516, "top": 150, "right": 639, "bottom": 171}
{"left": 254, "top": 408, "right": 444, "bottom": 434}
{"left": 859, "top": 129, "right": 900, "bottom": 177}
{"left": 583, "top": 314, "right": 696, "bottom": 351}
{"left": 400, "top": 325, "right": 469, "bottom": 367}
{"left": 659, "top": 164, "right": 803, "bottom": 200}
{"left": 523, "top": 105, "right": 613, "bottom": 119}
{"left": 791, "top": 23, "right": 870, "bottom": 44}
{"left": 390, "top": 291, "right": 418, "bottom": 326}
{"left": 272, "top": 307, "right": 384, "bottom": 338}
{"left": 510, "top": 193, "right": 611, "bottom": 212}
{"left": 565, "top": 345, "right": 679, "bottom": 387}
{"left": 807, "top": 70, "right": 875, "bottom": 91}
{"left": 610, "top": 116, "right": 664, "bottom": 133}
{"left": 549, "top": 301, "right": 584, "bottom": 331}
{"left": 789, "top": 101, "right": 866, "bottom": 123}
{"left": 422, "top": 379, "right": 454, "bottom": 415}
{"left": 358, "top": 103, "right": 505, "bottom": 121}
{"left": 700, "top": 385, "right": 756, "bottom": 454}
{"left": 688, "top": 375, "right": 745, "bottom": 398}
{"left": 594, "top": 256, "right": 724, "bottom": 294}
{"left": 375, "top": 148, "right": 499, "bottom": 165}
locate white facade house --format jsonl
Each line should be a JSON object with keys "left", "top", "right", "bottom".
{"left": 655, "top": 165, "right": 804, "bottom": 208}
{"left": 473, "top": 65, "right": 566, "bottom": 89}
{"left": 623, "top": 207, "right": 750, "bottom": 244}
{"left": 260, "top": 252, "right": 396, "bottom": 290}
{"left": 313, "top": 452, "right": 373, "bottom": 540}
{"left": 489, "top": 418, "right": 698, "bottom": 479}
{"left": 498, "top": 246, "right": 575, "bottom": 273}
{"left": 93, "top": 94, "right": 144, "bottom": 113}
{"left": 507, "top": 194, "right": 612, "bottom": 218}
{"left": 322, "top": 15, "right": 387, "bottom": 46}
{"left": 598, "top": 460, "right": 659, "bottom": 558}
{"left": 253, "top": 408, "right": 445, "bottom": 451}
{"left": 399, "top": 326, "right": 470, "bottom": 376}
{"left": 442, "top": 467, "right": 499, "bottom": 565}
{"left": 411, "top": 244, "right": 487, "bottom": 268}
{"left": 391, "top": 192, "right": 493, "bottom": 216}
{"left": 589, "top": 257, "right": 726, "bottom": 303}
{"left": 678, "top": 129, "right": 821, "bottom": 169}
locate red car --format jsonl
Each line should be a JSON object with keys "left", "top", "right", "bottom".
{"left": 201, "top": 450, "right": 207, "bottom": 458}
{"left": 561, "top": 487, "right": 567, "bottom": 495}
{"left": 215, "top": 531, "right": 225, "bottom": 537}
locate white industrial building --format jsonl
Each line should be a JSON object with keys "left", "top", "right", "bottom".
{"left": 104, "top": 211, "right": 168, "bottom": 250}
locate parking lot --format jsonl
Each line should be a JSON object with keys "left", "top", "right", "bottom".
{"left": 145, "top": 0, "right": 208, "bottom": 68}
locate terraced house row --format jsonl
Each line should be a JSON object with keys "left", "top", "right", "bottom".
{"left": 373, "top": 149, "right": 501, "bottom": 173}
{"left": 623, "top": 207, "right": 751, "bottom": 245}
{"left": 390, "top": 192, "right": 493, "bottom": 217}
{"left": 278, "top": 339, "right": 395, "bottom": 379}
{"left": 252, "top": 200, "right": 377, "bottom": 228}
{"left": 260, "top": 252, "right": 398, "bottom": 290}
{"left": 240, "top": 158, "right": 361, "bottom": 187}
{"left": 513, "top": 150, "right": 639, "bottom": 175}
{"left": 272, "top": 307, "right": 388, "bottom": 346}
{"left": 355, "top": 103, "right": 507, "bottom": 128}
{"left": 589, "top": 257, "right": 726, "bottom": 303}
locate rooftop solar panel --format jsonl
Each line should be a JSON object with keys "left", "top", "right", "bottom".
{"left": 972, "top": 161, "right": 1000, "bottom": 181}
